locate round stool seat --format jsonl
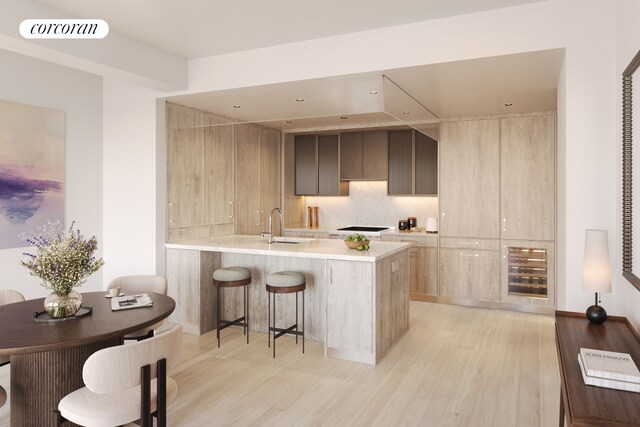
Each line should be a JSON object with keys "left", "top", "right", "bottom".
{"left": 266, "top": 271, "right": 306, "bottom": 293}
{"left": 213, "top": 267, "right": 251, "bottom": 285}
{"left": 0, "top": 385, "right": 6, "bottom": 408}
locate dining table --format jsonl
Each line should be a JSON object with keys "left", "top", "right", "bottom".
{"left": 0, "top": 291, "right": 175, "bottom": 426}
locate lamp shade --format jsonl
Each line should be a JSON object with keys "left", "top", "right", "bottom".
{"left": 582, "top": 229, "right": 612, "bottom": 293}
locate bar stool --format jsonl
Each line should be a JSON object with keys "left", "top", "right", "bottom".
{"left": 213, "top": 267, "right": 251, "bottom": 348}
{"left": 266, "top": 271, "right": 305, "bottom": 358}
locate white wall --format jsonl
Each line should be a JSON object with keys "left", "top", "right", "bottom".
{"left": 183, "top": 0, "right": 620, "bottom": 313}
{"left": 0, "top": 48, "right": 103, "bottom": 300}
{"left": 616, "top": 0, "right": 640, "bottom": 329}
{"left": 102, "top": 78, "right": 162, "bottom": 286}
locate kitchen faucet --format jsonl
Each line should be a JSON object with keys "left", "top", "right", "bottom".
{"left": 263, "top": 207, "right": 283, "bottom": 244}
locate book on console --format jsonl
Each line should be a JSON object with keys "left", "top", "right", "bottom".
{"left": 111, "top": 293, "right": 153, "bottom": 311}
{"left": 578, "top": 354, "right": 640, "bottom": 393}
{"left": 579, "top": 348, "right": 640, "bottom": 384}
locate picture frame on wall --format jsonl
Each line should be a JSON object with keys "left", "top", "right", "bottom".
{"left": 0, "top": 99, "right": 65, "bottom": 249}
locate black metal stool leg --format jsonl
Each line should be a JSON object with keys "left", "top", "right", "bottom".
{"left": 268, "top": 290, "right": 271, "bottom": 348}
{"left": 216, "top": 285, "right": 220, "bottom": 348}
{"left": 302, "top": 289, "right": 305, "bottom": 353}
{"left": 245, "top": 284, "right": 249, "bottom": 344}
{"left": 295, "top": 292, "right": 299, "bottom": 344}
{"left": 273, "top": 291, "right": 276, "bottom": 358}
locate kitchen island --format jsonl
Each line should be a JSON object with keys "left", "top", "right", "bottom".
{"left": 166, "top": 235, "right": 410, "bottom": 364}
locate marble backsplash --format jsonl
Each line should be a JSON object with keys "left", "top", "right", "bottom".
{"left": 305, "top": 181, "right": 438, "bottom": 229}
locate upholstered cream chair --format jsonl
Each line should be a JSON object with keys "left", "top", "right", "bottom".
{"left": 107, "top": 275, "right": 168, "bottom": 340}
{"left": 0, "top": 289, "right": 25, "bottom": 408}
{"left": 56, "top": 324, "right": 183, "bottom": 427}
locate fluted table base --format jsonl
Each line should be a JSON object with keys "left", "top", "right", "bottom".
{"left": 10, "top": 337, "right": 121, "bottom": 427}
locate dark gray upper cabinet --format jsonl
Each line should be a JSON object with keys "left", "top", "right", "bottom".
{"left": 415, "top": 132, "right": 438, "bottom": 195}
{"left": 363, "top": 131, "right": 388, "bottom": 180}
{"left": 295, "top": 135, "right": 317, "bottom": 195}
{"left": 295, "top": 134, "right": 348, "bottom": 196}
{"left": 388, "top": 130, "right": 438, "bottom": 196}
{"left": 387, "top": 130, "right": 413, "bottom": 195}
{"left": 339, "top": 131, "right": 388, "bottom": 180}
{"left": 339, "top": 132, "right": 363, "bottom": 180}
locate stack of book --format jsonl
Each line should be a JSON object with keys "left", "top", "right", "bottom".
{"left": 578, "top": 348, "right": 640, "bottom": 393}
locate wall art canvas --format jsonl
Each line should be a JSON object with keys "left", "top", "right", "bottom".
{"left": 0, "top": 99, "right": 64, "bottom": 249}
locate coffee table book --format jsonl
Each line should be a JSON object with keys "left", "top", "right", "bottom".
{"left": 110, "top": 293, "right": 153, "bottom": 311}
{"left": 578, "top": 354, "right": 640, "bottom": 393}
{"left": 579, "top": 348, "right": 640, "bottom": 383}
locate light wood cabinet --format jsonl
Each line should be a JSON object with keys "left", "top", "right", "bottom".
{"left": 439, "top": 119, "right": 500, "bottom": 238}
{"left": 383, "top": 234, "right": 438, "bottom": 300}
{"left": 166, "top": 104, "right": 234, "bottom": 234}
{"left": 339, "top": 131, "right": 388, "bottom": 180}
{"left": 235, "top": 124, "right": 281, "bottom": 235}
{"left": 439, "top": 238, "right": 500, "bottom": 302}
{"left": 500, "top": 115, "right": 555, "bottom": 241}
{"left": 295, "top": 134, "right": 348, "bottom": 196}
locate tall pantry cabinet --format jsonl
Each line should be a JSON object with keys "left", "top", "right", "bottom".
{"left": 438, "top": 119, "right": 500, "bottom": 302}
{"left": 235, "top": 123, "right": 281, "bottom": 236}
{"left": 166, "top": 103, "right": 235, "bottom": 242}
{"left": 438, "top": 114, "right": 556, "bottom": 310}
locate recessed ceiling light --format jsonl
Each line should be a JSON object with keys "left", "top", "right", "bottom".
{"left": 504, "top": 102, "right": 513, "bottom": 107}
{"left": 369, "top": 91, "right": 379, "bottom": 95}
{"left": 402, "top": 111, "right": 410, "bottom": 115}
{"left": 295, "top": 98, "right": 305, "bottom": 102}
{"left": 285, "top": 120, "right": 293, "bottom": 124}
{"left": 232, "top": 105, "right": 241, "bottom": 108}
{"left": 340, "top": 116, "right": 348, "bottom": 119}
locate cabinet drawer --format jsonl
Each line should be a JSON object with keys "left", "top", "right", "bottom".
{"left": 382, "top": 234, "right": 438, "bottom": 247}
{"left": 440, "top": 237, "right": 499, "bottom": 250}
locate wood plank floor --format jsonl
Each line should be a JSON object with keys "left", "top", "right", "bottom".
{"left": 0, "top": 302, "right": 560, "bottom": 426}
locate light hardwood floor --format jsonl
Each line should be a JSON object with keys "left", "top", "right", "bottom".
{"left": 0, "top": 302, "right": 560, "bottom": 426}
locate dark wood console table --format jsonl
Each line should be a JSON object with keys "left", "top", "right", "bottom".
{"left": 555, "top": 310, "right": 640, "bottom": 426}
{"left": 0, "top": 292, "right": 175, "bottom": 426}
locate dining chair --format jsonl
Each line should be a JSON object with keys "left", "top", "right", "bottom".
{"left": 107, "top": 275, "right": 168, "bottom": 340}
{"left": 56, "top": 324, "right": 183, "bottom": 427}
{"left": 0, "top": 289, "right": 25, "bottom": 408}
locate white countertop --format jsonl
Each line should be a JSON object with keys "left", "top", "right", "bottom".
{"left": 166, "top": 234, "right": 410, "bottom": 262}
{"left": 284, "top": 226, "right": 438, "bottom": 238}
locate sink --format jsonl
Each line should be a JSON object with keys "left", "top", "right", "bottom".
{"left": 266, "top": 236, "right": 314, "bottom": 244}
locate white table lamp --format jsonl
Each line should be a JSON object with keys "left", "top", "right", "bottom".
{"left": 582, "top": 229, "right": 612, "bottom": 323}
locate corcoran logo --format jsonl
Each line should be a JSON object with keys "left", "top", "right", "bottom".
{"left": 19, "top": 19, "right": 109, "bottom": 39}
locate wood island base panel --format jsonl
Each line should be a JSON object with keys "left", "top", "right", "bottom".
{"left": 166, "top": 235, "right": 411, "bottom": 365}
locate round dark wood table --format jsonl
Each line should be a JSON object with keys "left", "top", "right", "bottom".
{"left": 0, "top": 291, "right": 175, "bottom": 427}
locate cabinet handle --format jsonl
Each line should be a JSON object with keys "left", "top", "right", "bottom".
{"left": 169, "top": 202, "right": 174, "bottom": 207}
{"left": 459, "top": 252, "right": 479, "bottom": 257}
{"left": 256, "top": 210, "right": 260, "bottom": 226}
{"left": 441, "top": 212, "right": 446, "bottom": 225}
{"left": 229, "top": 201, "right": 233, "bottom": 219}
{"left": 459, "top": 241, "right": 479, "bottom": 246}
{"left": 502, "top": 217, "right": 507, "bottom": 232}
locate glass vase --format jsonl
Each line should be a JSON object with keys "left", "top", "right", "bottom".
{"left": 44, "top": 290, "right": 83, "bottom": 318}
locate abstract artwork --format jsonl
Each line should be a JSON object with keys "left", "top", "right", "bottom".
{"left": 0, "top": 99, "right": 64, "bottom": 249}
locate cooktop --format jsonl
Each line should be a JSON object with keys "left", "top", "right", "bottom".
{"left": 337, "top": 226, "right": 390, "bottom": 232}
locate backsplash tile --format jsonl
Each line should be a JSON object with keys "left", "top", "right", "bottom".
{"left": 305, "top": 181, "right": 438, "bottom": 228}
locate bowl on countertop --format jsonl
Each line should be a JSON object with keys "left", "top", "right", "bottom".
{"left": 345, "top": 240, "right": 370, "bottom": 249}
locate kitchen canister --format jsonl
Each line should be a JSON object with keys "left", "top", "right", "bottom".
{"left": 408, "top": 217, "right": 417, "bottom": 228}
{"left": 426, "top": 217, "right": 438, "bottom": 233}
{"left": 398, "top": 219, "right": 409, "bottom": 231}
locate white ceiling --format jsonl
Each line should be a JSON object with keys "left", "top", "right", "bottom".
{"left": 167, "top": 49, "right": 564, "bottom": 131}
{"left": 35, "top": 0, "right": 545, "bottom": 59}
{"left": 33, "top": 0, "right": 561, "bottom": 130}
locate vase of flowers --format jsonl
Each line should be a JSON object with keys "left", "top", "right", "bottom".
{"left": 21, "top": 221, "right": 104, "bottom": 318}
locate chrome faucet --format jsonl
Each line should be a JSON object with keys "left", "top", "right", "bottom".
{"left": 265, "top": 207, "right": 283, "bottom": 244}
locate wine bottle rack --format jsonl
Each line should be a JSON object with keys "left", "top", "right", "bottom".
{"left": 507, "top": 246, "right": 548, "bottom": 298}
